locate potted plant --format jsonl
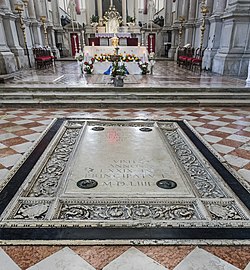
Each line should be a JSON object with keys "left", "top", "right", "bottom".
{"left": 111, "top": 61, "right": 127, "bottom": 87}
{"left": 138, "top": 61, "right": 149, "bottom": 75}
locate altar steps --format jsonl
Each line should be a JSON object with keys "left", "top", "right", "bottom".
{"left": 1, "top": 87, "right": 250, "bottom": 107}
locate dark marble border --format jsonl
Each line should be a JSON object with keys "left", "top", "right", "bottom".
{"left": 0, "top": 118, "right": 249, "bottom": 242}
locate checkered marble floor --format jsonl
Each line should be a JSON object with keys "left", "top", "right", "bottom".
{"left": 0, "top": 107, "right": 250, "bottom": 269}
{"left": 1, "top": 107, "right": 249, "bottom": 190}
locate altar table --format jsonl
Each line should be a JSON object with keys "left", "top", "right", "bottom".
{"left": 84, "top": 46, "right": 149, "bottom": 75}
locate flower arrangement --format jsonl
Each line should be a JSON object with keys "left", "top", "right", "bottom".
{"left": 122, "top": 54, "right": 139, "bottom": 62}
{"left": 94, "top": 53, "right": 111, "bottom": 62}
{"left": 94, "top": 53, "right": 139, "bottom": 62}
{"left": 75, "top": 51, "right": 84, "bottom": 62}
{"left": 111, "top": 61, "right": 127, "bottom": 77}
{"left": 138, "top": 61, "right": 149, "bottom": 74}
{"left": 83, "top": 59, "right": 94, "bottom": 74}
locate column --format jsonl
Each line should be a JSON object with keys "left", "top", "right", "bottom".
{"left": 97, "top": 0, "right": 102, "bottom": 18}
{"left": 29, "top": 0, "right": 42, "bottom": 47}
{"left": 0, "top": 0, "right": 8, "bottom": 10}
{"left": 185, "top": 0, "right": 197, "bottom": 44}
{"left": 50, "top": 0, "right": 62, "bottom": 58}
{"left": 122, "top": 0, "right": 127, "bottom": 26}
{"left": 0, "top": 0, "right": 17, "bottom": 73}
{"left": 212, "top": 0, "right": 250, "bottom": 75}
{"left": 85, "top": 0, "right": 90, "bottom": 25}
{"left": 134, "top": 0, "right": 138, "bottom": 24}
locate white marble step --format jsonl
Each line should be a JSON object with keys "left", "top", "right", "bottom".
{"left": 245, "top": 262, "right": 250, "bottom": 270}
{"left": 173, "top": 247, "right": 240, "bottom": 270}
{"left": 0, "top": 248, "right": 21, "bottom": 270}
{"left": 103, "top": 247, "right": 168, "bottom": 270}
{"left": 27, "top": 247, "right": 96, "bottom": 270}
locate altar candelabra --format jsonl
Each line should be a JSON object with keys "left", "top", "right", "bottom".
{"left": 200, "top": 0, "right": 209, "bottom": 50}
{"left": 40, "top": 16, "right": 49, "bottom": 47}
{"left": 178, "top": 16, "right": 185, "bottom": 47}
{"left": 15, "top": 1, "right": 31, "bottom": 68}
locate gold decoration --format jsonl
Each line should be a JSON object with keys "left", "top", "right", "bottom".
{"left": 15, "top": 2, "right": 31, "bottom": 67}
{"left": 178, "top": 16, "right": 185, "bottom": 47}
{"left": 40, "top": 16, "right": 48, "bottom": 46}
{"left": 200, "top": 1, "right": 209, "bottom": 50}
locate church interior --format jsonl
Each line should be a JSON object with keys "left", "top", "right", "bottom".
{"left": 0, "top": 0, "right": 250, "bottom": 269}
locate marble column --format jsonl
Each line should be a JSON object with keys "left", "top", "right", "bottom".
{"left": 185, "top": 0, "right": 197, "bottom": 45}
{"left": 212, "top": 0, "right": 250, "bottom": 76}
{"left": 97, "top": 0, "right": 102, "bottom": 19}
{"left": 28, "top": 0, "right": 42, "bottom": 47}
{"left": 134, "top": 0, "right": 138, "bottom": 24}
{"left": 122, "top": 0, "right": 127, "bottom": 26}
{"left": 50, "top": 0, "right": 62, "bottom": 57}
{"left": 0, "top": 1, "right": 17, "bottom": 74}
{"left": 85, "top": 0, "right": 90, "bottom": 25}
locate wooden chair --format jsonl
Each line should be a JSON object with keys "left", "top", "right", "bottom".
{"left": 33, "top": 48, "right": 53, "bottom": 69}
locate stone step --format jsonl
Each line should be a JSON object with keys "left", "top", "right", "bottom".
{"left": 1, "top": 91, "right": 250, "bottom": 99}
{"left": 1, "top": 98, "right": 250, "bottom": 107}
{"left": 0, "top": 86, "right": 249, "bottom": 93}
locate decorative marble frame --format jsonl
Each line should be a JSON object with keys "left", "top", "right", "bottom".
{"left": 0, "top": 118, "right": 249, "bottom": 245}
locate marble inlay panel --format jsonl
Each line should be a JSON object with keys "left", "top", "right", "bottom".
{"left": 173, "top": 247, "right": 240, "bottom": 270}
{"left": 0, "top": 119, "right": 249, "bottom": 243}
{"left": 103, "top": 247, "right": 168, "bottom": 270}
{"left": 27, "top": 247, "right": 96, "bottom": 270}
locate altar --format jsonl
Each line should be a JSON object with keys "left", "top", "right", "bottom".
{"left": 84, "top": 46, "right": 149, "bottom": 75}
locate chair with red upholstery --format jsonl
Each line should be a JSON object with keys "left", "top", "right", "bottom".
{"left": 190, "top": 48, "right": 205, "bottom": 73}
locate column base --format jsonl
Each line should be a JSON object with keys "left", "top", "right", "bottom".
{"left": 0, "top": 51, "right": 17, "bottom": 74}
{"left": 212, "top": 52, "right": 250, "bottom": 77}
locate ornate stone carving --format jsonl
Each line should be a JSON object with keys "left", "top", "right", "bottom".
{"left": 8, "top": 202, "right": 50, "bottom": 220}
{"left": 27, "top": 128, "right": 81, "bottom": 197}
{"left": 162, "top": 128, "right": 227, "bottom": 198}
{"left": 57, "top": 202, "right": 202, "bottom": 221}
{"left": 204, "top": 201, "right": 248, "bottom": 220}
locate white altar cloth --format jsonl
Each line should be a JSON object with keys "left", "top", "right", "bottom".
{"left": 84, "top": 46, "right": 148, "bottom": 75}
{"left": 93, "top": 62, "right": 141, "bottom": 75}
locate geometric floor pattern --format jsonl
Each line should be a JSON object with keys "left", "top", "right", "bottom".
{"left": 1, "top": 107, "right": 249, "bottom": 191}
{"left": 0, "top": 246, "right": 248, "bottom": 269}
{"left": 0, "top": 118, "right": 249, "bottom": 243}
{"left": 0, "top": 108, "right": 249, "bottom": 269}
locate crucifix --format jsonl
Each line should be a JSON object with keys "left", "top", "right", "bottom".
{"left": 110, "top": 0, "right": 113, "bottom": 6}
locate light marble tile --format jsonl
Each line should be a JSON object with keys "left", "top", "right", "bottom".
{"left": 174, "top": 247, "right": 240, "bottom": 270}
{"left": 244, "top": 262, "right": 250, "bottom": 270}
{"left": 208, "top": 120, "right": 229, "bottom": 127}
{"left": 200, "top": 115, "right": 220, "bottom": 120}
{"left": 238, "top": 169, "right": 250, "bottom": 183}
{"left": 203, "top": 134, "right": 222, "bottom": 143}
{"left": 10, "top": 142, "right": 33, "bottom": 153}
{"left": 243, "top": 126, "right": 250, "bottom": 132}
{"left": 217, "top": 127, "right": 239, "bottom": 134}
{"left": 224, "top": 154, "right": 249, "bottom": 168}
{"left": 103, "top": 247, "right": 168, "bottom": 270}
{"left": 195, "top": 126, "right": 213, "bottom": 134}
{"left": 233, "top": 120, "right": 250, "bottom": 126}
{"left": 27, "top": 247, "right": 96, "bottom": 270}
{"left": 189, "top": 120, "right": 205, "bottom": 127}
{"left": 0, "top": 154, "right": 22, "bottom": 168}
{"left": 227, "top": 134, "right": 250, "bottom": 143}
{"left": 22, "top": 133, "right": 40, "bottom": 142}
{"left": 212, "top": 143, "right": 235, "bottom": 154}
{"left": 0, "top": 247, "right": 21, "bottom": 270}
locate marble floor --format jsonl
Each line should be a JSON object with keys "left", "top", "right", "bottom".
{"left": 2, "top": 60, "right": 247, "bottom": 88}
{"left": 0, "top": 61, "right": 249, "bottom": 269}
